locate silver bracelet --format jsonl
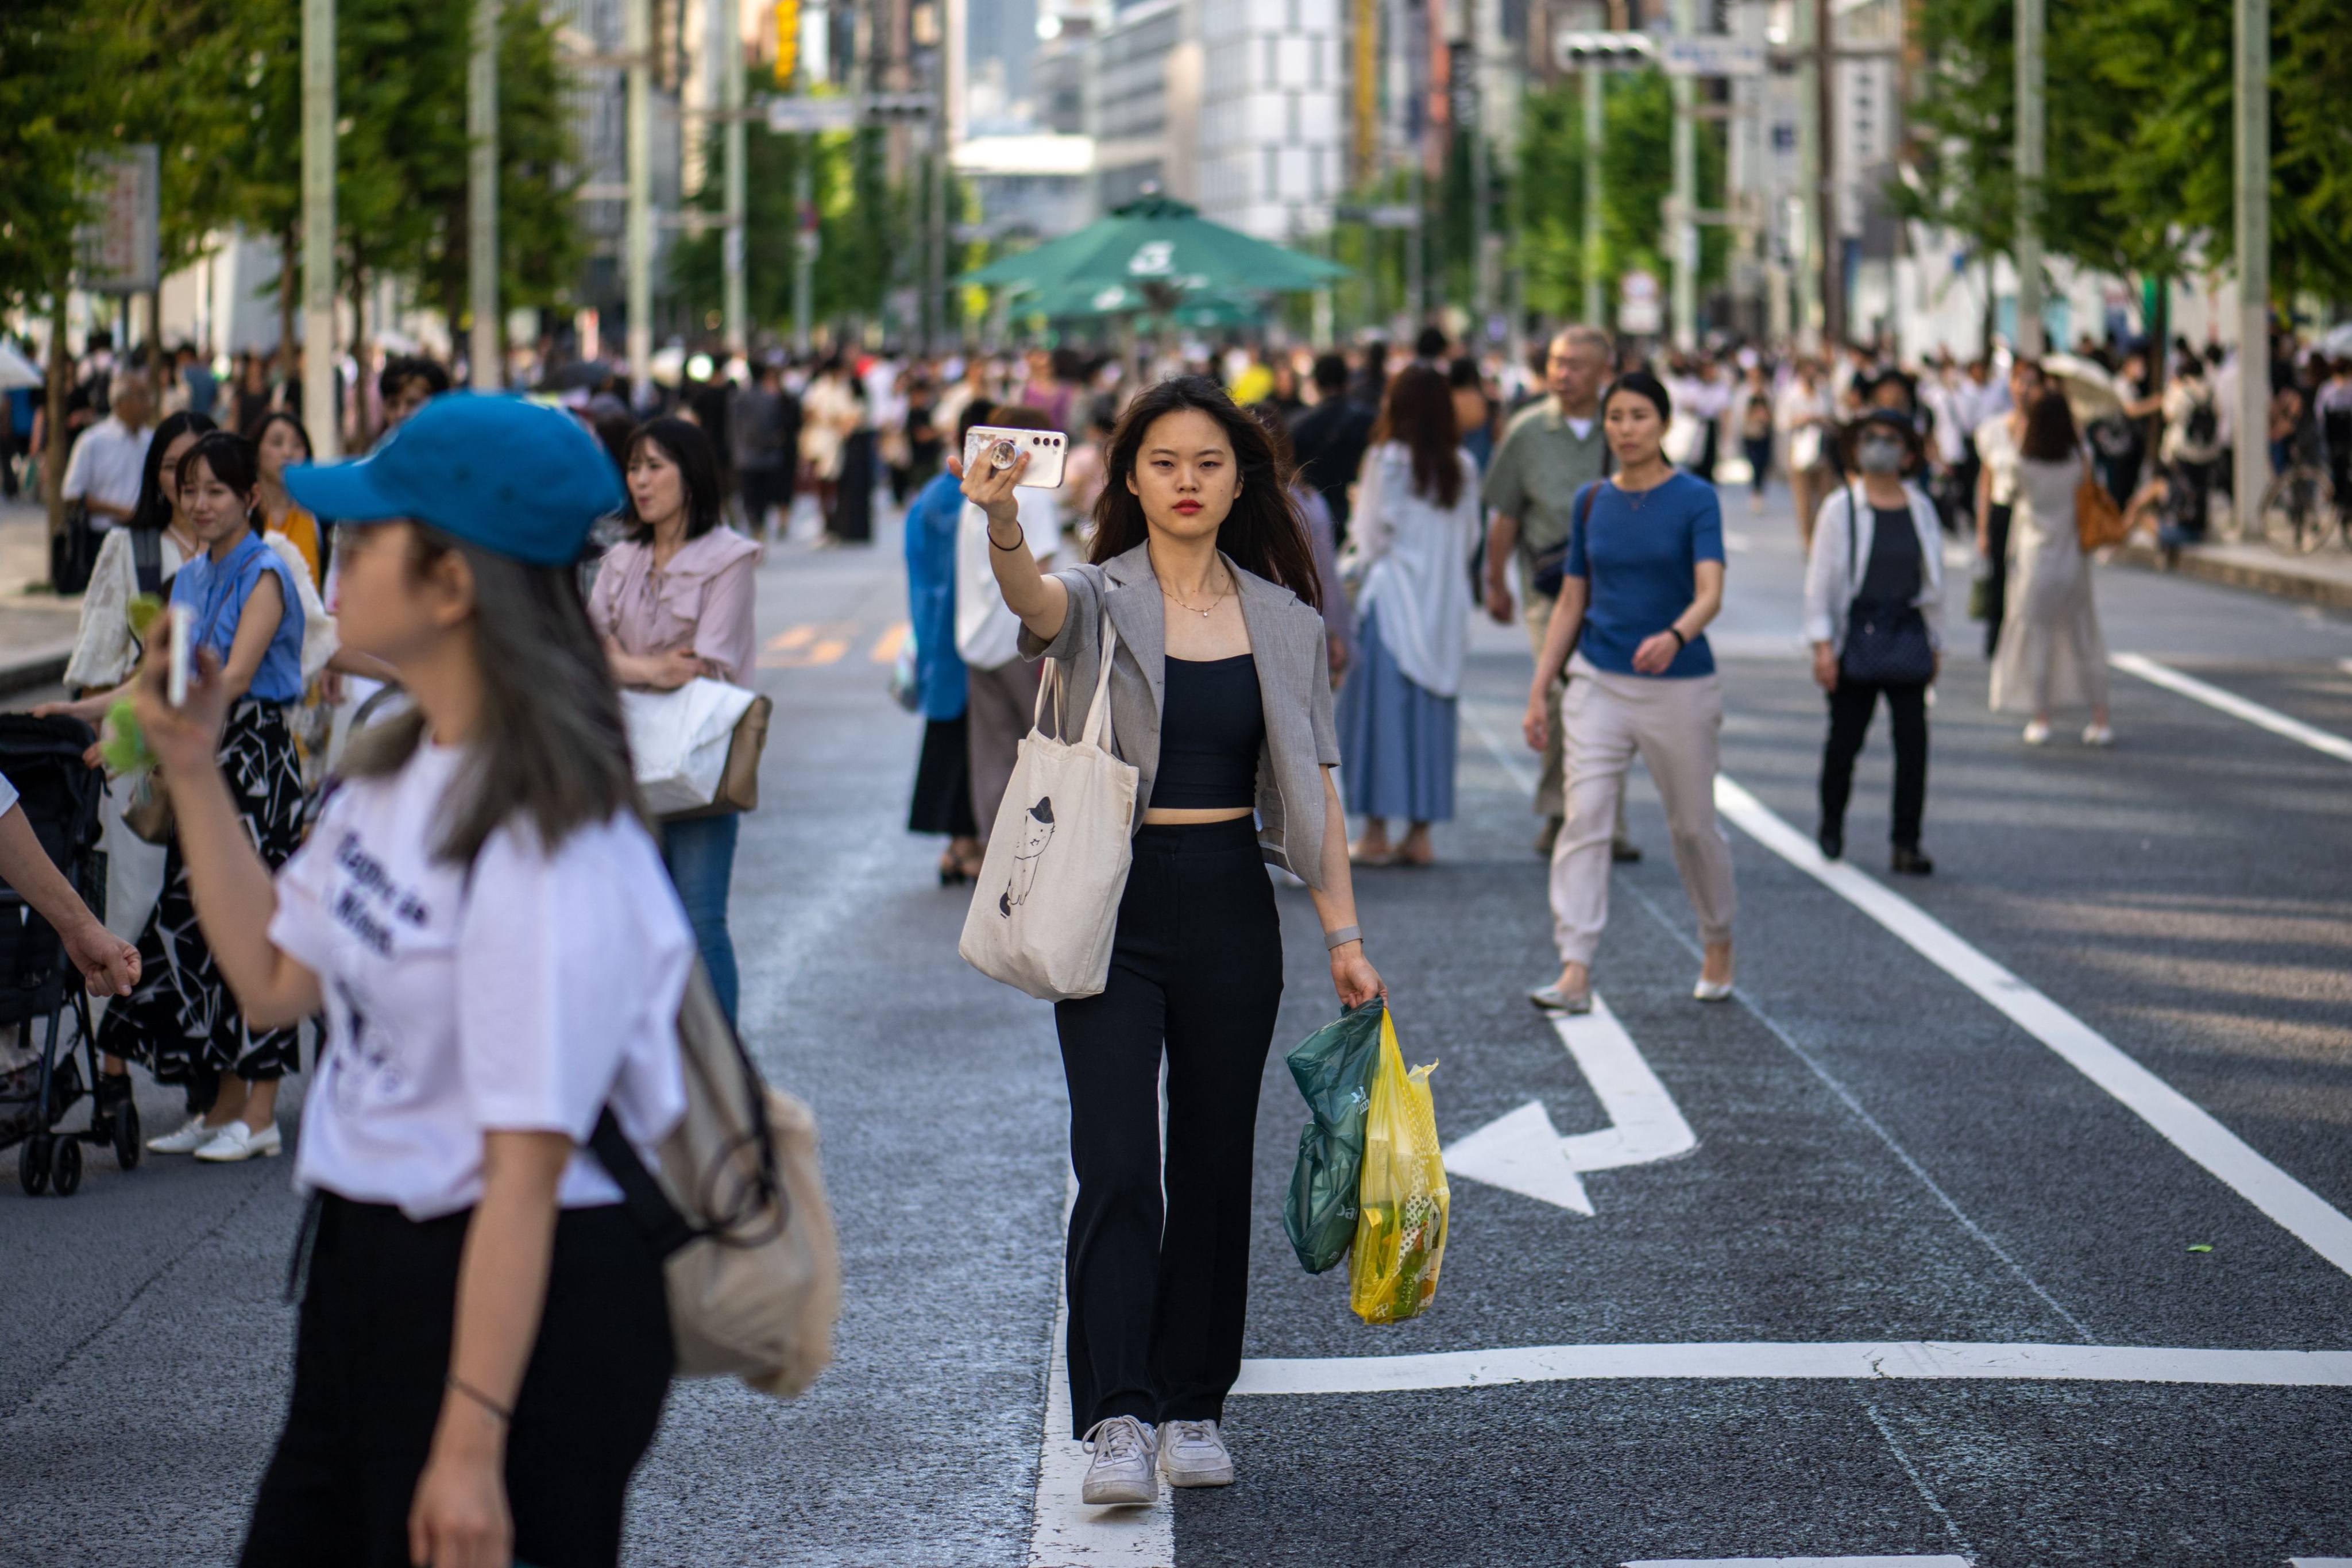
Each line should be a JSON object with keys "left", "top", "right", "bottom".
{"left": 1323, "top": 925, "right": 1361, "bottom": 951}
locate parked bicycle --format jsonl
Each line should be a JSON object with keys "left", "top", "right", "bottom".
{"left": 2261, "top": 461, "right": 2347, "bottom": 555}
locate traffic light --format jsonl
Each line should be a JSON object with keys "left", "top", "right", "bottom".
{"left": 1552, "top": 30, "right": 1656, "bottom": 70}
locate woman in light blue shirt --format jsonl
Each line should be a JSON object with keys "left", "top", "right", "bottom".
{"left": 59, "top": 430, "right": 307, "bottom": 1163}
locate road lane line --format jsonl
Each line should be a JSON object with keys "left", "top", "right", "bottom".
{"left": 870, "top": 622, "right": 909, "bottom": 663}
{"left": 1029, "top": 1175, "right": 1173, "bottom": 1568}
{"left": 1857, "top": 1400, "right": 1973, "bottom": 1557}
{"left": 1231, "top": 1342, "right": 2352, "bottom": 1396}
{"left": 1712, "top": 775, "right": 2352, "bottom": 1280}
{"left": 2112, "top": 651, "right": 2352, "bottom": 763}
{"left": 765, "top": 624, "right": 817, "bottom": 652}
{"left": 1624, "top": 1558, "right": 1971, "bottom": 1567}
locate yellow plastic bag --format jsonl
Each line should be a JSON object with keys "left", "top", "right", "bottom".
{"left": 1347, "top": 1009, "right": 1449, "bottom": 1325}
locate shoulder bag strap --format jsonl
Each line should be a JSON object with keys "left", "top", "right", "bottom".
{"left": 589, "top": 1107, "right": 698, "bottom": 1260}
{"left": 1078, "top": 615, "right": 1119, "bottom": 751}
{"left": 1029, "top": 643, "right": 1065, "bottom": 738}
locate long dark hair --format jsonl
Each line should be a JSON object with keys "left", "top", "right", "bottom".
{"left": 622, "top": 416, "right": 724, "bottom": 543}
{"left": 247, "top": 408, "right": 314, "bottom": 463}
{"left": 1090, "top": 376, "right": 1320, "bottom": 611}
{"left": 128, "top": 411, "right": 218, "bottom": 534}
{"left": 343, "top": 525, "right": 638, "bottom": 864}
{"left": 1372, "top": 364, "right": 1463, "bottom": 508}
{"left": 2019, "top": 389, "right": 2080, "bottom": 462}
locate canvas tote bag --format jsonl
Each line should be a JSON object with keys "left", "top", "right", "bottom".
{"left": 957, "top": 615, "right": 1138, "bottom": 1001}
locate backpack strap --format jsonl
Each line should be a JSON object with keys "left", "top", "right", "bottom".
{"left": 132, "top": 528, "right": 163, "bottom": 596}
{"left": 589, "top": 1107, "right": 699, "bottom": 1260}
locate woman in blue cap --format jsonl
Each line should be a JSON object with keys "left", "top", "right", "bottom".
{"left": 133, "top": 395, "right": 692, "bottom": 1568}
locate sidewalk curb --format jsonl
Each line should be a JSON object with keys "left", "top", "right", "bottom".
{"left": 0, "top": 648, "right": 72, "bottom": 698}
{"left": 2111, "top": 540, "right": 2352, "bottom": 611}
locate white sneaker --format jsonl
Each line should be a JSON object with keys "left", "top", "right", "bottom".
{"left": 194, "top": 1120, "right": 282, "bottom": 1163}
{"left": 147, "top": 1115, "right": 221, "bottom": 1154}
{"left": 1156, "top": 1419, "right": 1235, "bottom": 1488}
{"left": 2082, "top": 723, "right": 2115, "bottom": 747}
{"left": 1693, "top": 976, "right": 1735, "bottom": 1002}
{"left": 1080, "top": 1416, "right": 1157, "bottom": 1505}
{"left": 2022, "top": 720, "right": 2051, "bottom": 746}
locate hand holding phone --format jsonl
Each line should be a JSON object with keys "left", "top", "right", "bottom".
{"left": 961, "top": 426, "right": 1070, "bottom": 491}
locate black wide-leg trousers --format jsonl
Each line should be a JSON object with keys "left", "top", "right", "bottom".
{"left": 1820, "top": 677, "right": 1930, "bottom": 851}
{"left": 1054, "top": 817, "right": 1284, "bottom": 1438}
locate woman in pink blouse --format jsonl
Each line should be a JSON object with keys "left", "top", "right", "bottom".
{"left": 589, "top": 416, "right": 761, "bottom": 1021}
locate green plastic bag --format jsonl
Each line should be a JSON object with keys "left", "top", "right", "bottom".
{"left": 1282, "top": 1001, "right": 1387, "bottom": 1274}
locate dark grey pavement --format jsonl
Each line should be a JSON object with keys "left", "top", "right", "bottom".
{"left": 4, "top": 492, "right": 2349, "bottom": 1567}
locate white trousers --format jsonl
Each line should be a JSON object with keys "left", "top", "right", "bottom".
{"left": 1549, "top": 656, "right": 1737, "bottom": 965}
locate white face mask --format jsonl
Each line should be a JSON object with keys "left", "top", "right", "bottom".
{"left": 1857, "top": 437, "right": 1906, "bottom": 476}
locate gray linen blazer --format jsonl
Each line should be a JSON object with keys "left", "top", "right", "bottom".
{"left": 1018, "top": 541, "right": 1343, "bottom": 887}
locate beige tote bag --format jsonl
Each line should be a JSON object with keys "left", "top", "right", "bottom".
{"left": 958, "top": 615, "right": 1139, "bottom": 1001}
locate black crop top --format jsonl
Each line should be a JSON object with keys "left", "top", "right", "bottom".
{"left": 1150, "top": 654, "right": 1265, "bottom": 809}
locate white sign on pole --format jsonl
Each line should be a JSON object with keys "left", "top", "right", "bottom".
{"left": 1658, "top": 34, "right": 1767, "bottom": 77}
{"left": 764, "top": 96, "right": 859, "bottom": 133}
{"left": 78, "top": 146, "right": 161, "bottom": 295}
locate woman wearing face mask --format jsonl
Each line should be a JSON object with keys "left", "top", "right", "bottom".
{"left": 1522, "top": 372, "right": 1734, "bottom": 1014}
{"left": 134, "top": 395, "right": 685, "bottom": 1568}
{"left": 963, "top": 375, "right": 1384, "bottom": 1506}
{"left": 44, "top": 431, "right": 307, "bottom": 1162}
{"left": 1803, "top": 411, "right": 1946, "bottom": 874}
{"left": 588, "top": 416, "right": 760, "bottom": 1025}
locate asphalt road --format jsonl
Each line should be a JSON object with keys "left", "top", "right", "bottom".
{"left": 3, "top": 487, "right": 2349, "bottom": 1568}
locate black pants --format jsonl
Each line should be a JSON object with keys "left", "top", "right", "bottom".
{"left": 1980, "top": 501, "right": 2012, "bottom": 657}
{"left": 242, "top": 1195, "right": 673, "bottom": 1568}
{"left": 1820, "top": 679, "right": 1929, "bottom": 851}
{"left": 1053, "top": 818, "right": 1283, "bottom": 1437}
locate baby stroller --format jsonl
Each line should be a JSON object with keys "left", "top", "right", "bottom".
{"left": 0, "top": 713, "right": 126, "bottom": 1196}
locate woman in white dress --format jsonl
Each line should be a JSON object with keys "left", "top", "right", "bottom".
{"left": 1989, "top": 391, "right": 2114, "bottom": 747}
{"left": 1338, "top": 364, "right": 1482, "bottom": 867}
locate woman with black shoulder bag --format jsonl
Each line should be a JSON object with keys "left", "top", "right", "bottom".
{"left": 958, "top": 375, "right": 1385, "bottom": 1505}
{"left": 1803, "top": 409, "right": 1947, "bottom": 875}
{"left": 134, "top": 395, "right": 692, "bottom": 1567}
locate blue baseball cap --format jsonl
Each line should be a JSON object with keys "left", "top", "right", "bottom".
{"left": 283, "top": 393, "right": 624, "bottom": 567}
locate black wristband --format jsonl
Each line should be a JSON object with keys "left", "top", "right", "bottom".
{"left": 446, "top": 1374, "right": 513, "bottom": 1423}
{"left": 989, "top": 524, "right": 1025, "bottom": 553}
{"left": 1666, "top": 626, "right": 1687, "bottom": 649}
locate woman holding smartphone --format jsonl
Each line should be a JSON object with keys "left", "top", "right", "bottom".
{"left": 138, "top": 394, "right": 688, "bottom": 1567}
{"left": 959, "top": 375, "right": 1384, "bottom": 1505}
{"left": 46, "top": 430, "right": 308, "bottom": 1163}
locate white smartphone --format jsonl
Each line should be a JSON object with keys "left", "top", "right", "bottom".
{"left": 166, "top": 604, "right": 193, "bottom": 708}
{"left": 963, "top": 425, "right": 1069, "bottom": 490}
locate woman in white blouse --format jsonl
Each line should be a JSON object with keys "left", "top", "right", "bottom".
{"left": 1338, "top": 364, "right": 1483, "bottom": 867}
{"left": 135, "top": 395, "right": 689, "bottom": 1568}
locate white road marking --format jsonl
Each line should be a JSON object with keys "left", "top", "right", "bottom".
{"left": 1231, "top": 1341, "right": 2352, "bottom": 1396}
{"left": 2289, "top": 1559, "right": 2352, "bottom": 1566}
{"left": 1712, "top": 775, "right": 2352, "bottom": 1280}
{"left": 1624, "top": 1558, "right": 1971, "bottom": 1567}
{"left": 1029, "top": 1177, "right": 1173, "bottom": 1567}
{"left": 1443, "top": 994, "right": 1698, "bottom": 1215}
{"left": 2112, "top": 651, "right": 2352, "bottom": 764}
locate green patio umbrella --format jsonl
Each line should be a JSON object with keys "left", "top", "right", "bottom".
{"left": 960, "top": 194, "right": 1345, "bottom": 300}
{"left": 1014, "top": 279, "right": 1266, "bottom": 327}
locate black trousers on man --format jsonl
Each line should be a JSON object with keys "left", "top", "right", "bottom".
{"left": 1980, "top": 501, "right": 2013, "bottom": 656}
{"left": 1820, "top": 678, "right": 1930, "bottom": 851}
{"left": 1053, "top": 818, "right": 1283, "bottom": 1438}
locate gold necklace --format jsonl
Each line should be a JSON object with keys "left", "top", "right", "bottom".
{"left": 1160, "top": 576, "right": 1231, "bottom": 619}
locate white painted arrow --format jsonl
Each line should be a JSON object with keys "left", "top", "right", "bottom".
{"left": 1442, "top": 992, "right": 1697, "bottom": 1215}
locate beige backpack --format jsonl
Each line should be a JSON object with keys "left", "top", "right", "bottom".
{"left": 590, "top": 964, "right": 841, "bottom": 1397}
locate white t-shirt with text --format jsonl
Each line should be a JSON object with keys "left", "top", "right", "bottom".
{"left": 270, "top": 741, "right": 692, "bottom": 1220}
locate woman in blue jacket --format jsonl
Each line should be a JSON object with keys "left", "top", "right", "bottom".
{"left": 903, "top": 401, "right": 987, "bottom": 884}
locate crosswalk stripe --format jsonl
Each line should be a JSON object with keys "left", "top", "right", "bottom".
{"left": 2112, "top": 651, "right": 2352, "bottom": 764}
{"left": 764, "top": 625, "right": 817, "bottom": 652}
{"left": 870, "top": 623, "right": 909, "bottom": 663}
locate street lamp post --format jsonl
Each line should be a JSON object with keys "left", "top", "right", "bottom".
{"left": 723, "top": 0, "right": 747, "bottom": 356}
{"left": 469, "top": 0, "right": 502, "bottom": 389}
{"left": 2234, "top": 0, "right": 2270, "bottom": 539}
{"left": 1669, "top": 0, "right": 1698, "bottom": 353}
{"left": 2014, "top": 0, "right": 2045, "bottom": 358}
{"left": 301, "top": 0, "right": 337, "bottom": 457}
{"left": 1582, "top": 62, "right": 1603, "bottom": 326}
{"left": 625, "top": 0, "right": 652, "bottom": 406}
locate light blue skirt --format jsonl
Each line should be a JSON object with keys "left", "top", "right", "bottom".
{"left": 1338, "top": 605, "right": 1458, "bottom": 822}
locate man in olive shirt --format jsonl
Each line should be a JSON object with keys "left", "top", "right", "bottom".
{"left": 1482, "top": 326, "right": 1635, "bottom": 859}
